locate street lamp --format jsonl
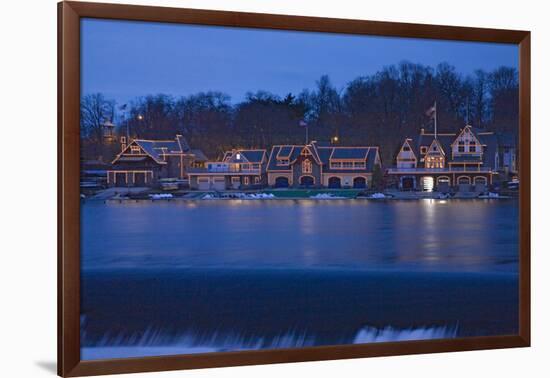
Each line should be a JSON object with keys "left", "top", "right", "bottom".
{"left": 332, "top": 136, "right": 339, "bottom": 144}
{"left": 137, "top": 114, "right": 144, "bottom": 120}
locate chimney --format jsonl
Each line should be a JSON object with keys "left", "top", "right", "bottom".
{"left": 120, "top": 136, "right": 127, "bottom": 152}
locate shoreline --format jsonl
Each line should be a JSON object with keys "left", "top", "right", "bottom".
{"left": 82, "top": 187, "right": 516, "bottom": 202}
{"left": 99, "top": 197, "right": 515, "bottom": 203}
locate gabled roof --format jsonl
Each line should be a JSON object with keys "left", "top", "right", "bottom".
{"left": 276, "top": 146, "right": 293, "bottom": 159}
{"left": 410, "top": 134, "right": 454, "bottom": 159}
{"left": 223, "top": 149, "right": 266, "bottom": 164}
{"left": 267, "top": 145, "right": 302, "bottom": 171}
{"left": 293, "top": 145, "right": 322, "bottom": 165}
{"left": 307, "top": 142, "right": 323, "bottom": 165}
{"left": 223, "top": 150, "right": 248, "bottom": 163}
{"left": 112, "top": 135, "right": 193, "bottom": 165}
{"left": 267, "top": 145, "right": 299, "bottom": 171}
{"left": 267, "top": 143, "right": 380, "bottom": 173}
{"left": 451, "top": 125, "right": 482, "bottom": 147}
{"left": 320, "top": 146, "right": 380, "bottom": 173}
{"left": 330, "top": 147, "right": 370, "bottom": 160}
{"left": 397, "top": 138, "right": 418, "bottom": 160}
{"left": 403, "top": 125, "right": 501, "bottom": 168}
{"left": 426, "top": 139, "right": 445, "bottom": 156}
{"left": 129, "top": 140, "right": 168, "bottom": 164}
{"left": 241, "top": 150, "right": 266, "bottom": 163}
{"left": 175, "top": 134, "right": 191, "bottom": 152}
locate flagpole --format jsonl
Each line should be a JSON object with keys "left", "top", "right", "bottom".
{"left": 466, "top": 98, "right": 470, "bottom": 125}
{"left": 434, "top": 101, "right": 438, "bottom": 139}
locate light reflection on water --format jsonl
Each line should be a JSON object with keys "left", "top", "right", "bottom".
{"left": 81, "top": 199, "right": 518, "bottom": 273}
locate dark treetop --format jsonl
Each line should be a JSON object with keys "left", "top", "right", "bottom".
{"left": 80, "top": 19, "right": 518, "bottom": 164}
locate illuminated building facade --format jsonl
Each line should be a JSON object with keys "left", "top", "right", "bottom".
{"left": 388, "top": 125, "right": 516, "bottom": 192}
{"left": 107, "top": 135, "right": 207, "bottom": 187}
{"left": 266, "top": 141, "right": 381, "bottom": 189}
{"left": 188, "top": 149, "right": 268, "bottom": 190}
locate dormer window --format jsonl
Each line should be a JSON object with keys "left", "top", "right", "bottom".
{"left": 130, "top": 145, "right": 141, "bottom": 154}
{"left": 458, "top": 141, "right": 465, "bottom": 153}
{"left": 277, "top": 159, "right": 289, "bottom": 166}
{"left": 469, "top": 141, "right": 476, "bottom": 153}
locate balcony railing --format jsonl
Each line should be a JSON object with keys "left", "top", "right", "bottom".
{"left": 207, "top": 165, "right": 261, "bottom": 174}
{"left": 388, "top": 167, "right": 493, "bottom": 173}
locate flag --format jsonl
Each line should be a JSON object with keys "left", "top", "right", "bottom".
{"left": 425, "top": 103, "right": 436, "bottom": 119}
{"left": 299, "top": 120, "right": 308, "bottom": 127}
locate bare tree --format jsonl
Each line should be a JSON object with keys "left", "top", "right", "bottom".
{"left": 80, "top": 62, "right": 518, "bottom": 165}
{"left": 80, "top": 93, "right": 115, "bottom": 141}
{"left": 80, "top": 93, "right": 115, "bottom": 161}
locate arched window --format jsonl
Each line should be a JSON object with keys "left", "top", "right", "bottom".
{"left": 302, "top": 159, "right": 312, "bottom": 174}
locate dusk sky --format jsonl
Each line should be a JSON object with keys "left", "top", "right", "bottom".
{"left": 81, "top": 18, "right": 518, "bottom": 106}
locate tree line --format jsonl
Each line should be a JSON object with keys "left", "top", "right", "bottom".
{"left": 81, "top": 61, "right": 518, "bottom": 164}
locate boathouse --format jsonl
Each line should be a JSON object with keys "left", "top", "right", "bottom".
{"left": 266, "top": 141, "right": 381, "bottom": 189}
{"left": 387, "top": 125, "right": 515, "bottom": 192}
{"left": 107, "top": 135, "right": 207, "bottom": 187}
{"left": 188, "top": 149, "right": 268, "bottom": 190}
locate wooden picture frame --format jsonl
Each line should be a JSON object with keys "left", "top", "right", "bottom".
{"left": 58, "top": 1, "right": 530, "bottom": 376}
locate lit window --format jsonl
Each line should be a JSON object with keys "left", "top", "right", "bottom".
{"left": 236, "top": 153, "right": 241, "bottom": 160}
{"left": 426, "top": 156, "right": 445, "bottom": 169}
{"left": 130, "top": 146, "right": 141, "bottom": 154}
{"left": 302, "top": 159, "right": 313, "bottom": 173}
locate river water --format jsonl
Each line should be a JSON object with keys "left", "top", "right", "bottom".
{"left": 80, "top": 199, "right": 519, "bottom": 359}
